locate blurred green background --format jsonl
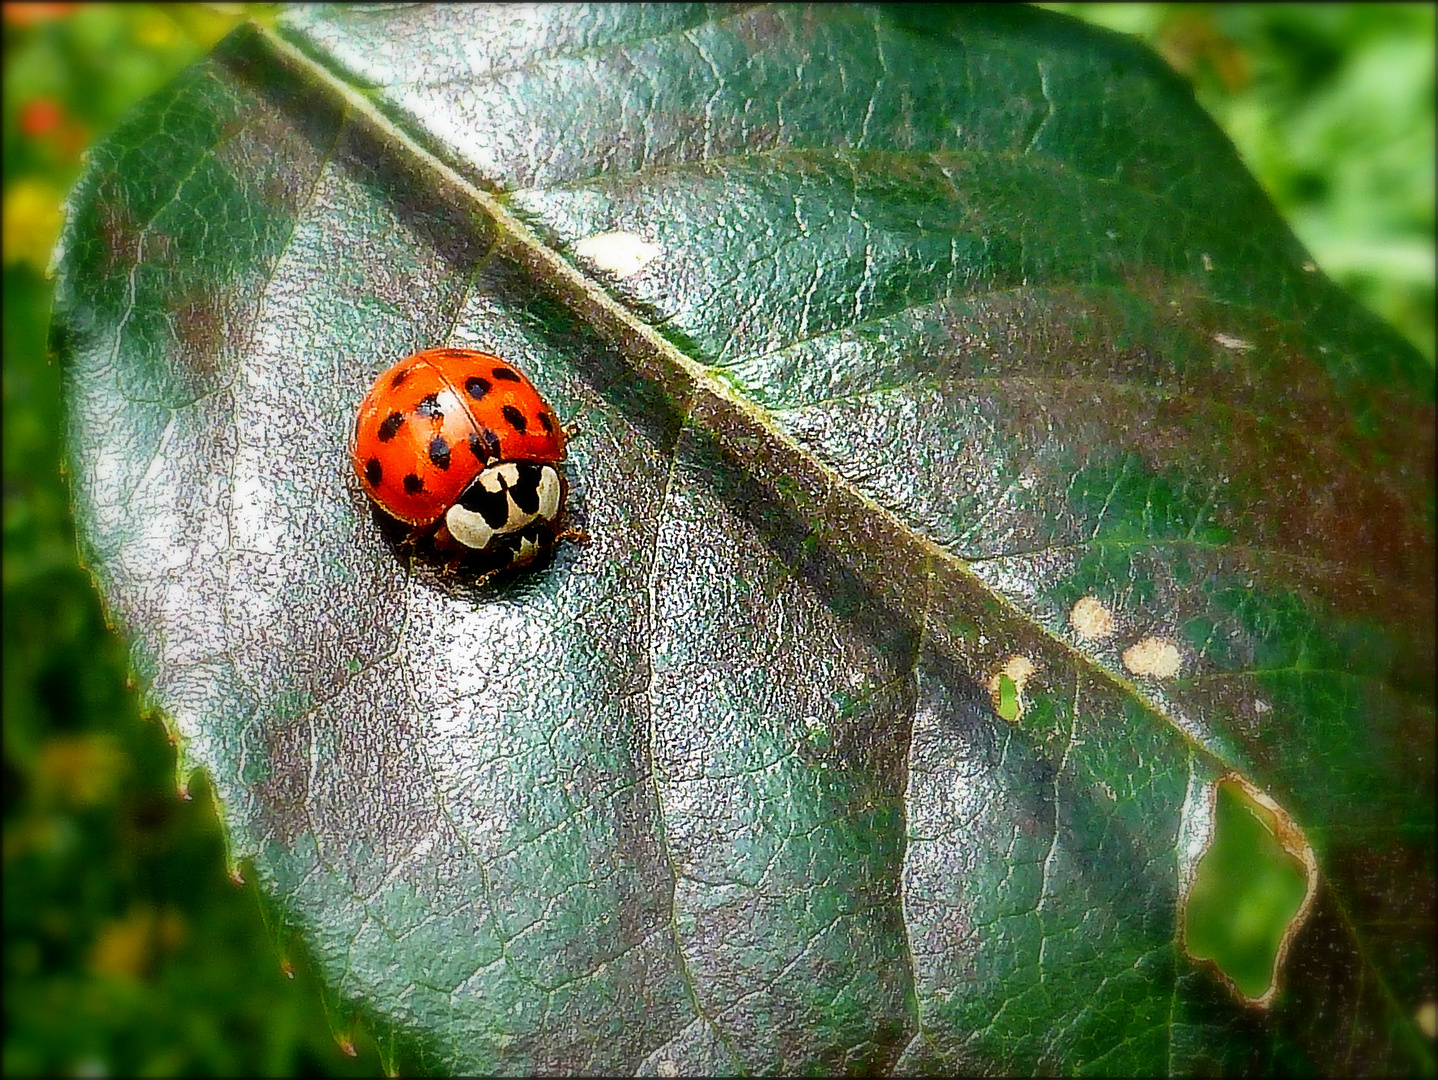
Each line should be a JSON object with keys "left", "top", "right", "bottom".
{"left": 3, "top": 4, "right": 1433, "bottom": 1076}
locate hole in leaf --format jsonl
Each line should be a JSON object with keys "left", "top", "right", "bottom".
{"left": 988, "top": 656, "right": 1036, "bottom": 722}
{"left": 1183, "top": 777, "right": 1316, "bottom": 1005}
{"left": 995, "top": 673, "right": 1020, "bottom": 721}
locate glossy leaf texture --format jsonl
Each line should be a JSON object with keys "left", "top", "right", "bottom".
{"left": 53, "top": 5, "right": 1434, "bottom": 1075}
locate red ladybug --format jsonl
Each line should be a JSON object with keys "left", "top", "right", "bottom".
{"left": 352, "top": 347, "right": 583, "bottom": 574}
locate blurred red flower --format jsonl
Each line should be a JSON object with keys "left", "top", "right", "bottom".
{"left": 2, "top": 3, "right": 81, "bottom": 25}
{"left": 18, "top": 97, "right": 63, "bottom": 138}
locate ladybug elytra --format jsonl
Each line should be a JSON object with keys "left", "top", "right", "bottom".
{"left": 351, "top": 347, "right": 583, "bottom": 575}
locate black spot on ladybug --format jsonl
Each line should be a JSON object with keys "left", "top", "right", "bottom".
{"left": 502, "top": 405, "right": 528, "bottom": 433}
{"left": 457, "top": 475, "right": 512, "bottom": 529}
{"left": 403, "top": 473, "right": 425, "bottom": 495}
{"left": 378, "top": 412, "right": 405, "bottom": 442}
{"left": 492, "top": 367, "right": 522, "bottom": 382}
{"left": 364, "top": 458, "right": 383, "bottom": 487}
{"left": 428, "top": 436, "right": 451, "bottom": 470}
{"left": 539, "top": 412, "right": 555, "bottom": 434}
{"left": 415, "top": 393, "right": 443, "bottom": 419}
{"left": 468, "top": 428, "right": 501, "bottom": 462}
{"left": 465, "top": 376, "right": 491, "bottom": 400}
{"left": 390, "top": 368, "right": 410, "bottom": 389}
{"left": 509, "top": 461, "right": 543, "bottom": 515}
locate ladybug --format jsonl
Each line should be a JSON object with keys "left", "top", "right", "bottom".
{"left": 351, "top": 347, "right": 584, "bottom": 576}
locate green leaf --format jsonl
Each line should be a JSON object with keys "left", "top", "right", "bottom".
{"left": 53, "top": 5, "right": 1434, "bottom": 1075}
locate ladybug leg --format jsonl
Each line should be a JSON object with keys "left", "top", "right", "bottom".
{"left": 468, "top": 566, "right": 504, "bottom": 589}
{"left": 400, "top": 524, "right": 429, "bottom": 548}
{"left": 556, "top": 526, "right": 592, "bottom": 547}
{"left": 431, "top": 523, "right": 471, "bottom": 576}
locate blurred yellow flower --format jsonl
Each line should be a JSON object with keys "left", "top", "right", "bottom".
{"left": 35, "top": 733, "right": 127, "bottom": 807}
{"left": 89, "top": 905, "right": 192, "bottom": 980}
{"left": 133, "top": 7, "right": 177, "bottom": 48}
{"left": 90, "top": 906, "right": 156, "bottom": 979}
{"left": 3, "top": 178, "right": 65, "bottom": 271}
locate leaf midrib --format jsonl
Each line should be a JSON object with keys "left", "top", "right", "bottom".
{"left": 259, "top": 19, "right": 1238, "bottom": 775}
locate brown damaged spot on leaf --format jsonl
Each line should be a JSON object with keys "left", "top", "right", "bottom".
{"left": 1183, "top": 773, "right": 1320, "bottom": 1009}
{"left": 172, "top": 286, "right": 242, "bottom": 399}
{"left": 1125, "top": 269, "right": 1434, "bottom": 476}
{"left": 256, "top": 717, "right": 311, "bottom": 849}
{"left": 95, "top": 190, "right": 144, "bottom": 279}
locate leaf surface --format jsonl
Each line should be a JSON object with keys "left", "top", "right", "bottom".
{"left": 55, "top": 4, "right": 1434, "bottom": 1075}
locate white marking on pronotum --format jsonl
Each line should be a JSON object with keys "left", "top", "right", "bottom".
{"left": 572, "top": 231, "right": 662, "bottom": 279}
{"left": 534, "top": 465, "right": 561, "bottom": 520}
{"left": 445, "top": 463, "right": 562, "bottom": 551}
{"left": 1122, "top": 636, "right": 1182, "bottom": 679}
{"left": 445, "top": 503, "right": 495, "bottom": 551}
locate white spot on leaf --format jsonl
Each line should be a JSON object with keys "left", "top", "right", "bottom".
{"left": 1070, "top": 596, "right": 1116, "bottom": 641}
{"left": 1123, "top": 637, "right": 1182, "bottom": 679}
{"left": 573, "top": 231, "right": 661, "bottom": 279}
{"left": 1213, "top": 333, "right": 1255, "bottom": 352}
{"left": 1417, "top": 1000, "right": 1437, "bottom": 1039}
